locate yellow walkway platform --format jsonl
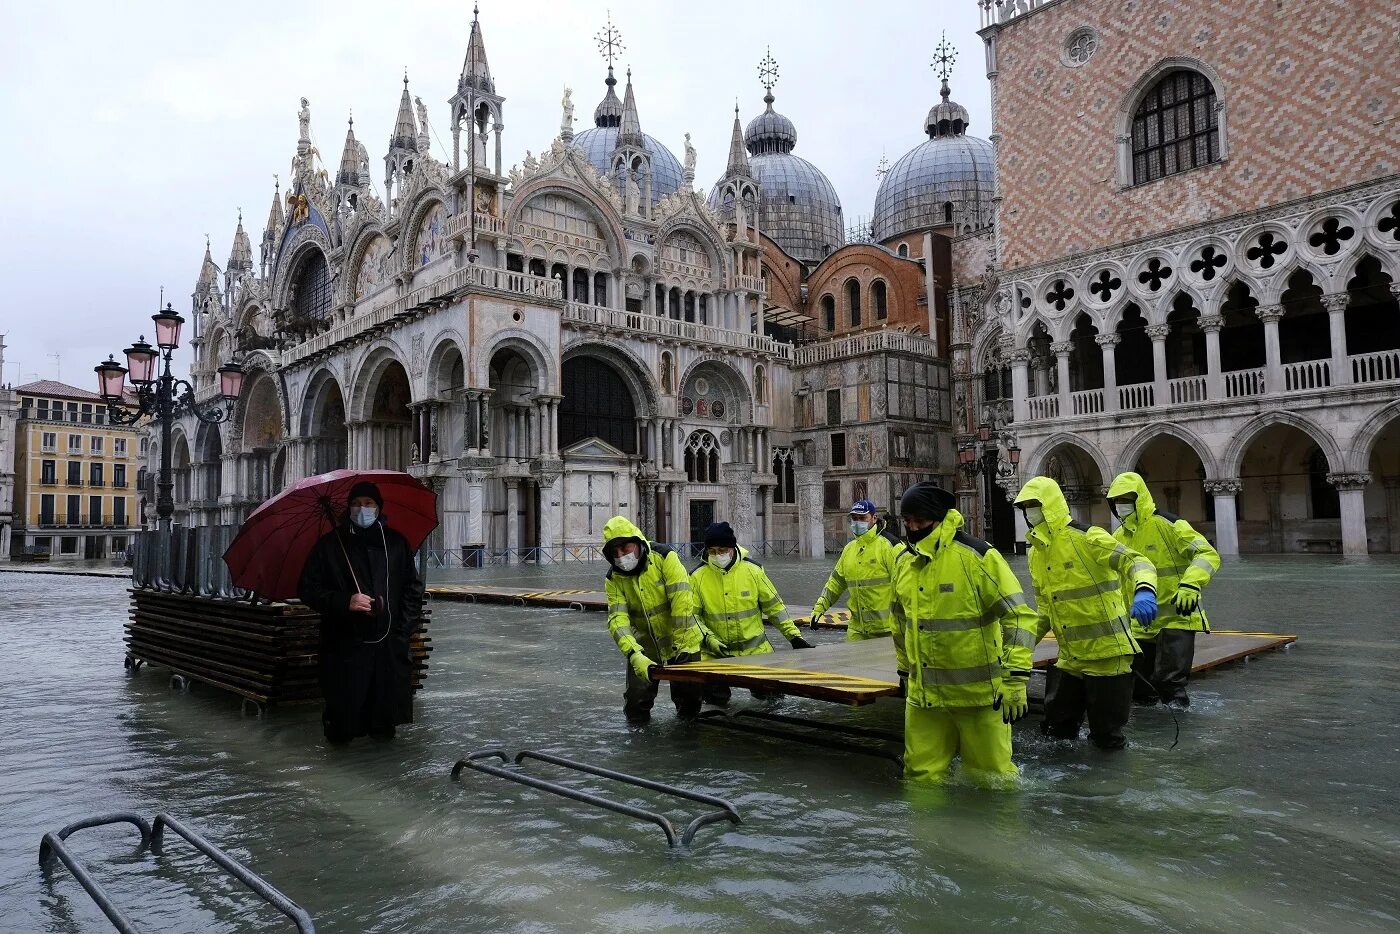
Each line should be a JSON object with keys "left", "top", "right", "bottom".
{"left": 653, "top": 631, "right": 1297, "bottom": 706}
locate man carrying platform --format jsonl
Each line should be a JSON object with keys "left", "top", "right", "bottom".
{"left": 890, "top": 483, "right": 1039, "bottom": 785}
{"left": 809, "top": 499, "right": 904, "bottom": 641}
{"left": 1013, "top": 476, "right": 1158, "bottom": 751}
{"left": 691, "top": 520, "right": 813, "bottom": 705}
{"left": 601, "top": 516, "right": 704, "bottom": 725}
{"left": 1106, "top": 471, "right": 1220, "bottom": 708}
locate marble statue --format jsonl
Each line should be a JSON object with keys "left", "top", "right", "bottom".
{"left": 561, "top": 87, "right": 574, "bottom": 128}
{"left": 298, "top": 97, "right": 310, "bottom": 141}
{"left": 625, "top": 171, "right": 641, "bottom": 215}
{"left": 683, "top": 133, "right": 696, "bottom": 175}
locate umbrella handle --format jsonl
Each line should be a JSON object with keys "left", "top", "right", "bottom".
{"left": 335, "top": 530, "right": 365, "bottom": 597}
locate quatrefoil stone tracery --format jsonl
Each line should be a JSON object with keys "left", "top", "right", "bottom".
{"left": 1308, "top": 217, "right": 1355, "bottom": 256}
{"left": 1138, "top": 258, "right": 1173, "bottom": 291}
{"left": 1246, "top": 231, "right": 1288, "bottom": 270}
{"left": 1089, "top": 269, "right": 1122, "bottom": 302}
{"left": 1046, "top": 279, "right": 1075, "bottom": 311}
{"left": 1190, "top": 245, "right": 1228, "bottom": 281}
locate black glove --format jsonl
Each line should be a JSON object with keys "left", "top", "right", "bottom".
{"left": 896, "top": 671, "right": 908, "bottom": 698}
{"left": 790, "top": 636, "right": 815, "bottom": 649}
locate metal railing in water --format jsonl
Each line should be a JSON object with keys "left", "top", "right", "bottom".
{"left": 131, "top": 525, "right": 251, "bottom": 598}
{"left": 451, "top": 748, "right": 740, "bottom": 848}
{"left": 38, "top": 811, "right": 315, "bottom": 933}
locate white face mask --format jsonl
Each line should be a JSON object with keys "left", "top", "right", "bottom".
{"left": 351, "top": 506, "right": 379, "bottom": 528}
{"left": 850, "top": 520, "right": 871, "bottom": 537}
{"left": 708, "top": 552, "right": 735, "bottom": 571}
{"left": 1023, "top": 506, "right": 1045, "bottom": 528}
{"left": 1113, "top": 502, "right": 1135, "bottom": 520}
{"left": 615, "top": 552, "right": 640, "bottom": 572}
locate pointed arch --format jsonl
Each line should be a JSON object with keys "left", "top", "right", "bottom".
{"left": 1222, "top": 410, "right": 1343, "bottom": 478}
{"left": 1024, "top": 431, "right": 1112, "bottom": 483}
{"left": 1346, "top": 400, "right": 1400, "bottom": 473}
{"left": 1117, "top": 422, "right": 1219, "bottom": 480}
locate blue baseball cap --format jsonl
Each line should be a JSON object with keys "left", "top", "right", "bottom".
{"left": 849, "top": 499, "right": 877, "bottom": 516}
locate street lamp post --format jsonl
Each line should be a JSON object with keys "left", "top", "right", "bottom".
{"left": 94, "top": 302, "right": 245, "bottom": 530}
{"left": 958, "top": 417, "right": 1020, "bottom": 544}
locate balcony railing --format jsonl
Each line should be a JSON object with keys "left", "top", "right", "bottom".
{"left": 1283, "top": 359, "right": 1333, "bottom": 392}
{"left": 282, "top": 265, "right": 562, "bottom": 367}
{"left": 727, "top": 274, "right": 766, "bottom": 294}
{"left": 1352, "top": 348, "right": 1400, "bottom": 384}
{"left": 40, "top": 478, "right": 58, "bottom": 486}
{"left": 563, "top": 301, "right": 793, "bottom": 360}
{"left": 1070, "top": 388, "right": 1104, "bottom": 416}
{"left": 1118, "top": 383, "right": 1154, "bottom": 412}
{"left": 979, "top": 0, "right": 1051, "bottom": 29}
{"left": 89, "top": 479, "right": 105, "bottom": 488}
{"left": 793, "top": 329, "right": 937, "bottom": 366}
{"left": 445, "top": 210, "right": 510, "bottom": 241}
{"left": 1027, "top": 395, "right": 1058, "bottom": 420}
{"left": 1224, "top": 368, "right": 1266, "bottom": 399}
{"left": 1168, "top": 375, "right": 1208, "bottom": 405}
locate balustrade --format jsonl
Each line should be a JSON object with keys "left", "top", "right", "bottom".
{"left": 1167, "top": 375, "right": 1208, "bottom": 405}
{"left": 563, "top": 301, "right": 793, "bottom": 360}
{"left": 792, "top": 329, "right": 937, "bottom": 365}
{"left": 1118, "top": 383, "right": 1154, "bottom": 411}
{"left": 1070, "top": 388, "right": 1104, "bottom": 416}
{"left": 1224, "top": 368, "right": 1266, "bottom": 399}
{"left": 1282, "top": 359, "right": 1332, "bottom": 391}
{"left": 1349, "top": 349, "right": 1400, "bottom": 385}
{"left": 1026, "top": 395, "right": 1059, "bottom": 420}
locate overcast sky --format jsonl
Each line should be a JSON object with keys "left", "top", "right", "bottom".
{"left": 0, "top": 0, "right": 988, "bottom": 390}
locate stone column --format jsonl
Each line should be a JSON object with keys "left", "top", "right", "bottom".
{"left": 1204, "top": 478, "right": 1242, "bottom": 557}
{"left": 637, "top": 480, "right": 658, "bottom": 539}
{"left": 504, "top": 479, "right": 520, "bottom": 565}
{"left": 1256, "top": 304, "right": 1285, "bottom": 393}
{"left": 463, "top": 468, "right": 489, "bottom": 556}
{"left": 1008, "top": 349, "right": 1030, "bottom": 423}
{"left": 533, "top": 466, "right": 563, "bottom": 559}
{"left": 795, "top": 465, "right": 826, "bottom": 558}
{"left": 1031, "top": 355, "right": 1050, "bottom": 398}
{"left": 1385, "top": 477, "right": 1400, "bottom": 554}
{"left": 1323, "top": 294, "right": 1350, "bottom": 385}
{"left": 1328, "top": 472, "right": 1371, "bottom": 555}
{"left": 760, "top": 485, "right": 774, "bottom": 544}
{"left": 1096, "top": 333, "right": 1120, "bottom": 413}
{"left": 1199, "top": 314, "right": 1224, "bottom": 401}
{"left": 668, "top": 484, "right": 682, "bottom": 545}
{"left": 1147, "top": 324, "right": 1170, "bottom": 406}
{"left": 723, "top": 464, "right": 756, "bottom": 545}
{"left": 1051, "top": 341, "right": 1073, "bottom": 417}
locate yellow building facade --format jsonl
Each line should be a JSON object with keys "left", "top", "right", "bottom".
{"left": 11, "top": 380, "right": 143, "bottom": 560}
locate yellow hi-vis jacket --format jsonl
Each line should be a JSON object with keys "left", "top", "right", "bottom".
{"left": 810, "top": 521, "right": 904, "bottom": 640}
{"left": 602, "top": 516, "right": 700, "bottom": 662}
{"left": 890, "top": 509, "right": 1039, "bottom": 709}
{"left": 1015, "top": 476, "right": 1155, "bottom": 677}
{"left": 691, "top": 549, "right": 801, "bottom": 658}
{"left": 1107, "top": 472, "right": 1220, "bottom": 639}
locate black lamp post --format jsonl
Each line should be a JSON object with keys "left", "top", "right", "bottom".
{"left": 94, "top": 302, "right": 245, "bottom": 528}
{"left": 958, "top": 419, "right": 1020, "bottom": 542}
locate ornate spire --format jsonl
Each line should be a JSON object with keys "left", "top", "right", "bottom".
{"left": 724, "top": 102, "right": 751, "bottom": 179}
{"left": 591, "top": 14, "right": 626, "bottom": 128}
{"left": 265, "top": 176, "right": 283, "bottom": 238}
{"left": 745, "top": 48, "right": 796, "bottom": 156}
{"left": 618, "top": 68, "right": 642, "bottom": 146}
{"left": 228, "top": 209, "right": 253, "bottom": 273}
{"left": 389, "top": 70, "right": 418, "bottom": 153}
{"left": 460, "top": 3, "right": 493, "bottom": 93}
{"left": 337, "top": 114, "right": 361, "bottom": 185}
{"left": 926, "top": 32, "right": 969, "bottom": 138}
{"left": 196, "top": 237, "right": 220, "bottom": 297}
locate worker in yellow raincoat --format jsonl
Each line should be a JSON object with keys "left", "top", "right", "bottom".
{"left": 890, "top": 483, "right": 1039, "bottom": 785}
{"left": 1107, "top": 471, "right": 1221, "bottom": 708}
{"left": 1014, "top": 476, "right": 1157, "bottom": 750}
{"left": 601, "top": 516, "right": 703, "bottom": 724}
{"left": 809, "top": 499, "right": 904, "bottom": 640}
{"left": 691, "top": 521, "right": 812, "bottom": 705}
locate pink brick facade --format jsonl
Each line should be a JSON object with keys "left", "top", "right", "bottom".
{"left": 987, "top": 0, "right": 1400, "bottom": 274}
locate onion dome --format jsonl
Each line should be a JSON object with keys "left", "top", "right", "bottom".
{"left": 571, "top": 67, "right": 683, "bottom": 202}
{"left": 872, "top": 76, "right": 995, "bottom": 243}
{"left": 709, "top": 85, "right": 843, "bottom": 265}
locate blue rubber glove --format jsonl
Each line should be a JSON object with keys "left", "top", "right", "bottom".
{"left": 1130, "top": 588, "right": 1158, "bottom": 626}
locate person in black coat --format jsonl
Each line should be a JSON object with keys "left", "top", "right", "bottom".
{"left": 297, "top": 481, "right": 425, "bottom": 744}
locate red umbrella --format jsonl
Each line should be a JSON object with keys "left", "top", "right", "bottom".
{"left": 223, "top": 469, "right": 438, "bottom": 601}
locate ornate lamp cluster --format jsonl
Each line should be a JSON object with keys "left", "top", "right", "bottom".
{"left": 93, "top": 302, "right": 246, "bottom": 524}
{"left": 958, "top": 405, "right": 1021, "bottom": 536}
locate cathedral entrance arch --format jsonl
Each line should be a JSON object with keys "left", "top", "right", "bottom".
{"left": 302, "top": 372, "right": 348, "bottom": 475}
{"left": 1032, "top": 437, "right": 1108, "bottom": 527}
{"left": 239, "top": 371, "right": 285, "bottom": 504}
{"left": 559, "top": 356, "right": 639, "bottom": 454}
{"left": 363, "top": 359, "right": 413, "bottom": 470}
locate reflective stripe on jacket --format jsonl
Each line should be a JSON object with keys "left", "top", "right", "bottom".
{"left": 1108, "top": 472, "right": 1220, "bottom": 638}
{"left": 811, "top": 522, "right": 902, "bottom": 640}
{"left": 890, "top": 509, "right": 1039, "bottom": 709}
{"left": 602, "top": 516, "right": 699, "bottom": 662}
{"left": 1016, "top": 476, "right": 1153, "bottom": 677}
{"left": 691, "top": 550, "right": 799, "bottom": 658}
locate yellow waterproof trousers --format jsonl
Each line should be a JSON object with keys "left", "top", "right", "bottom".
{"left": 904, "top": 704, "right": 1017, "bottom": 785}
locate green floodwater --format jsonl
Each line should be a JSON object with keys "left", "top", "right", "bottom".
{"left": 2, "top": 556, "right": 1398, "bottom": 933}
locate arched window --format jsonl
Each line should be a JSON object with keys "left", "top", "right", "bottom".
{"left": 897, "top": 243, "right": 909, "bottom": 258}
{"left": 846, "top": 278, "right": 862, "bottom": 328}
{"left": 528, "top": 257, "right": 547, "bottom": 277}
{"left": 559, "top": 357, "right": 637, "bottom": 453}
{"left": 290, "top": 252, "right": 332, "bottom": 321}
{"left": 821, "top": 294, "right": 836, "bottom": 332}
{"left": 754, "top": 365, "right": 767, "bottom": 404}
{"left": 772, "top": 447, "right": 796, "bottom": 504}
{"left": 943, "top": 202, "right": 954, "bottom": 224}
{"left": 873, "top": 280, "right": 888, "bottom": 320}
{"left": 685, "top": 431, "right": 720, "bottom": 483}
{"left": 660, "top": 352, "right": 674, "bottom": 395}
{"left": 1131, "top": 69, "right": 1220, "bottom": 185}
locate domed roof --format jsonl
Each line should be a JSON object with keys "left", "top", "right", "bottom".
{"left": 710, "top": 91, "right": 844, "bottom": 265}
{"left": 570, "top": 67, "right": 683, "bottom": 203}
{"left": 872, "top": 79, "right": 995, "bottom": 243}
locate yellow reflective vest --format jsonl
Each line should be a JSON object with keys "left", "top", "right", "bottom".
{"left": 1107, "top": 472, "right": 1221, "bottom": 638}
{"left": 1016, "top": 476, "right": 1155, "bottom": 677}
{"left": 810, "top": 521, "right": 904, "bottom": 640}
{"left": 602, "top": 516, "right": 700, "bottom": 662}
{"left": 890, "top": 509, "right": 1039, "bottom": 709}
{"left": 691, "top": 550, "right": 800, "bottom": 658}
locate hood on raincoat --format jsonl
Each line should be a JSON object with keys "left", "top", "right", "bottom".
{"left": 1106, "top": 471, "right": 1157, "bottom": 528}
{"left": 910, "top": 508, "right": 965, "bottom": 560}
{"left": 1014, "top": 476, "right": 1072, "bottom": 533}
{"left": 601, "top": 515, "right": 650, "bottom": 573}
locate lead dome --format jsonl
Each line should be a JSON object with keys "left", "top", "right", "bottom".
{"left": 872, "top": 77, "right": 995, "bottom": 243}
{"left": 570, "top": 67, "right": 683, "bottom": 203}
